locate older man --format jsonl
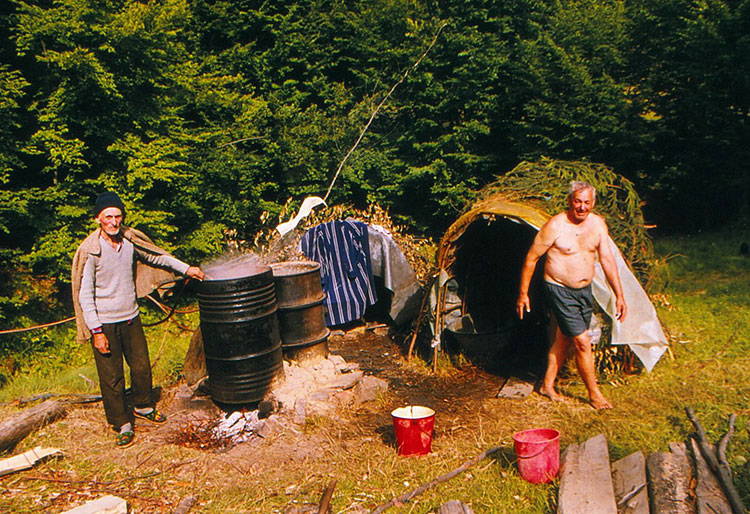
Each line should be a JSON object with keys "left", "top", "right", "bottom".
{"left": 517, "top": 182, "right": 626, "bottom": 409}
{"left": 72, "top": 192, "right": 203, "bottom": 447}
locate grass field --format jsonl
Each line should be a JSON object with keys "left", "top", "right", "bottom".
{"left": 1, "top": 228, "right": 749, "bottom": 513}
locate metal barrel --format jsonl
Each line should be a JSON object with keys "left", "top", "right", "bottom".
{"left": 270, "top": 261, "right": 330, "bottom": 359}
{"left": 197, "top": 266, "right": 283, "bottom": 405}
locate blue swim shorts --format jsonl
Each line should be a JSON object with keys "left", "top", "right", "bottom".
{"left": 544, "top": 282, "right": 593, "bottom": 337}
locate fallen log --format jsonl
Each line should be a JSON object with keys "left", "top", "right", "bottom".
{"left": 0, "top": 399, "right": 67, "bottom": 452}
{"left": 685, "top": 408, "right": 747, "bottom": 514}
{"left": 369, "top": 446, "right": 502, "bottom": 514}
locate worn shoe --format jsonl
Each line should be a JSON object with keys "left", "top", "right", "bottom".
{"left": 116, "top": 430, "right": 135, "bottom": 448}
{"left": 134, "top": 409, "right": 167, "bottom": 425}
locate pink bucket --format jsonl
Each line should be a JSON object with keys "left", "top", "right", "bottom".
{"left": 513, "top": 428, "right": 560, "bottom": 483}
{"left": 391, "top": 406, "right": 435, "bottom": 456}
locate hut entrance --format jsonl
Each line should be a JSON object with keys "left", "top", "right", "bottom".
{"left": 444, "top": 215, "right": 549, "bottom": 376}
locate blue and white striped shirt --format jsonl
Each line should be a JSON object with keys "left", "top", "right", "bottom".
{"left": 301, "top": 220, "right": 377, "bottom": 326}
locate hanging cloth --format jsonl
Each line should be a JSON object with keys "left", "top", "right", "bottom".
{"left": 301, "top": 219, "right": 377, "bottom": 326}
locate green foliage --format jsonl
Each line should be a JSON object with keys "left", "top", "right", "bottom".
{"left": 480, "top": 158, "right": 654, "bottom": 277}
{"left": 0, "top": 0, "right": 748, "bottom": 334}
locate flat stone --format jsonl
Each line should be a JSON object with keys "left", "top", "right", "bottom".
{"left": 305, "top": 399, "right": 333, "bottom": 417}
{"left": 61, "top": 495, "right": 127, "bottom": 514}
{"left": 338, "top": 362, "right": 361, "bottom": 373}
{"left": 353, "top": 375, "right": 388, "bottom": 404}
{"left": 255, "top": 416, "right": 283, "bottom": 439}
{"left": 293, "top": 399, "right": 307, "bottom": 425}
{"left": 328, "top": 354, "right": 346, "bottom": 367}
{"left": 438, "top": 500, "right": 475, "bottom": 514}
{"left": 309, "top": 389, "right": 331, "bottom": 401}
{"left": 330, "top": 371, "right": 364, "bottom": 390}
{"left": 332, "top": 389, "right": 355, "bottom": 407}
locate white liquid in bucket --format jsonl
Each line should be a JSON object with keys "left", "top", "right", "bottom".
{"left": 391, "top": 406, "right": 435, "bottom": 456}
{"left": 391, "top": 406, "right": 435, "bottom": 420}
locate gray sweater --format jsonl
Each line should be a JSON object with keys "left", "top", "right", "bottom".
{"left": 79, "top": 237, "right": 189, "bottom": 329}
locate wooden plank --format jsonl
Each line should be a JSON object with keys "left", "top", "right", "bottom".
{"left": 495, "top": 376, "right": 535, "bottom": 399}
{"left": 0, "top": 447, "right": 62, "bottom": 477}
{"left": 558, "top": 433, "right": 617, "bottom": 514}
{"left": 688, "top": 438, "right": 733, "bottom": 514}
{"left": 612, "top": 451, "right": 649, "bottom": 514}
{"left": 646, "top": 445, "right": 695, "bottom": 514}
{"left": 61, "top": 495, "right": 127, "bottom": 514}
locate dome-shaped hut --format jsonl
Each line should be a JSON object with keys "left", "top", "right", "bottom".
{"left": 434, "top": 159, "right": 668, "bottom": 374}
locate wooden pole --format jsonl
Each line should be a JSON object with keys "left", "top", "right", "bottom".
{"left": 407, "top": 275, "right": 437, "bottom": 361}
{"left": 318, "top": 480, "right": 337, "bottom": 514}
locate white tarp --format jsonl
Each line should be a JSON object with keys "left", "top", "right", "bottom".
{"left": 591, "top": 237, "right": 668, "bottom": 372}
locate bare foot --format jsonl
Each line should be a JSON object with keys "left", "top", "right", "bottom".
{"left": 539, "top": 385, "right": 563, "bottom": 402}
{"left": 590, "top": 395, "right": 613, "bottom": 410}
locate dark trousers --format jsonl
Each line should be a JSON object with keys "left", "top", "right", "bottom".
{"left": 92, "top": 316, "right": 153, "bottom": 430}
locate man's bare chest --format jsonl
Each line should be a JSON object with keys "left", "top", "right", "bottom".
{"left": 552, "top": 230, "right": 597, "bottom": 256}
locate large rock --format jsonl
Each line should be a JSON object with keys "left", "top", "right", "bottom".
{"left": 353, "top": 375, "right": 388, "bottom": 404}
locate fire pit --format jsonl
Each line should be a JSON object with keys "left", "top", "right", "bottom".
{"left": 197, "top": 259, "right": 283, "bottom": 405}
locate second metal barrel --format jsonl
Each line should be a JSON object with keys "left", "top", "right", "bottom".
{"left": 197, "top": 265, "right": 283, "bottom": 405}
{"left": 270, "top": 261, "right": 330, "bottom": 362}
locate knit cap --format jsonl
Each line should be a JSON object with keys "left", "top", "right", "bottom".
{"left": 94, "top": 191, "right": 126, "bottom": 217}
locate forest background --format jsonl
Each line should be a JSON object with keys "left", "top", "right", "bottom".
{"left": 0, "top": 0, "right": 748, "bottom": 348}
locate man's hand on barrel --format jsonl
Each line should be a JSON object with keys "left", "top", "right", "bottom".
{"left": 186, "top": 266, "right": 204, "bottom": 281}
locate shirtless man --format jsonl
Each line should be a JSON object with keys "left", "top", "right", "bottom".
{"left": 516, "top": 182, "right": 627, "bottom": 409}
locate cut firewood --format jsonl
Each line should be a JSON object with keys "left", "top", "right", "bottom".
{"left": 0, "top": 399, "right": 67, "bottom": 452}
{"left": 558, "top": 433, "right": 617, "bottom": 514}
{"left": 688, "top": 437, "right": 732, "bottom": 514}
{"left": 611, "top": 451, "right": 648, "bottom": 514}
{"left": 685, "top": 408, "right": 746, "bottom": 514}
{"left": 646, "top": 444, "right": 695, "bottom": 514}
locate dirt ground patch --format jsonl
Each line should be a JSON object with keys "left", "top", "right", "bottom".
{"left": 1, "top": 329, "right": 564, "bottom": 512}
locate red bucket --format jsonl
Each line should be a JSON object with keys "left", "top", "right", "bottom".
{"left": 391, "top": 406, "right": 435, "bottom": 456}
{"left": 513, "top": 428, "right": 560, "bottom": 483}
